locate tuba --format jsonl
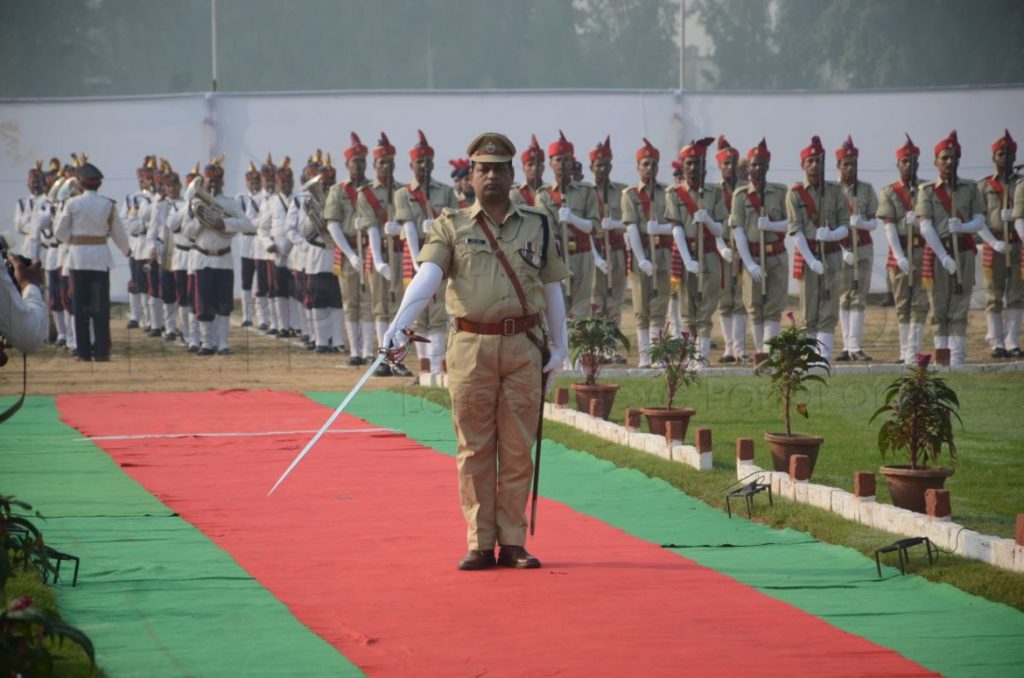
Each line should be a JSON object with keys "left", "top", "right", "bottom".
{"left": 300, "top": 175, "right": 331, "bottom": 239}
{"left": 184, "top": 176, "right": 244, "bottom": 231}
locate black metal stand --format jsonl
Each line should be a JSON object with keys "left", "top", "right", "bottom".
{"left": 43, "top": 546, "right": 81, "bottom": 587}
{"left": 725, "top": 479, "right": 773, "bottom": 518}
{"left": 874, "top": 537, "right": 935, "bottom": 577}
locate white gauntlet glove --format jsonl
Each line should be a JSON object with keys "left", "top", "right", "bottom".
{"left": 384, "top": 220, "right": 403, "bottom": 237}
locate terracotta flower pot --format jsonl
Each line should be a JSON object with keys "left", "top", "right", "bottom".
{"left": 763, "top": 432, "right": 824, "bottom": 478}
{"left": 880, "top": 465, "right": 954, "bottom": 514}
{"left": 640, "top": 407, "right": 696, "bottom": 438}
{"left": 570, "top": 383, "right": 620, "bottom": 420}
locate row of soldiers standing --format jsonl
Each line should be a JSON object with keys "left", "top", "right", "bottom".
{"left": 14, "top": 127, "right": 1021, "bottom": 368}
{"left": 506, "top": 128, "right": 1021, "bottom": 367}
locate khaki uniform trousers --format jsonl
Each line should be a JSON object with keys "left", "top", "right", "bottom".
{"left": 839, "top": 243, "right": 873, "bottom": 311}
{"left": 340, "top": 266, "right": 372, "bottom": 323}
{"left": 743, "top": 252, "right": 788, "bottom": 324}
{"left": 983, "top": 241, "right": 1023, "bottom": 313}
{"left": 929, "top": 251, "right": 976, "bottom": 336}
{"left": 631, "top": 248, "right": 672, "bottom": 329}
{"left": 370, "top": 242, "right": 404, "bottom": 321}
{"left": 684, "top": 253, "right": 723, "bottom": 336}
{"left": 567, "top": 250, "right": 594, "bottom": 319}
{"left": 719, "top": 256, "right": 747, "bottom": 316}
{"left": 591, "top": 248, "right": 627, "bottom": 326}
{"left": 890, "top": 248, "right": 930, "bottom": 325}
{"left": 800, "top": 250, "right": 843, "bottom": 334}
{"left": 447, "top": 330, "right": 543, "bottom": 550}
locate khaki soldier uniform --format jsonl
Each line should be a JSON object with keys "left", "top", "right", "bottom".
{"left": 729, "top": 181, "right": 789, "bottom": 347}
{"left": 418, "top": 198, "right": 568, "bottom": 552}
{"left": 666, "top": 178, "right": 729, "bottom": 349}
{"left": 622, "top": 180, "right": 671, "bottom": 362}
{"left": 878, "top": 176, "right": 930, "bottom": 362}
{"left": 788, "top": 178, "right": 851, "bottom": 344}
{"left": 395, "top": 176, "right": 459, "bottom": 372}
{"left": 837, "top": 178, "right": 878, "bottom": 359}
{"left": 510, "top": 182, "right": 542, "bottom": 209}
{"left": 356, "top": 178, "right": 404, "bottom": 323}
{"left": 1009, "top": 175, "right": 1024, "bottom": 355}
{"left": 718, "top": 180, "right": 748, "bottom": 360}
{"left": 536, "top": 180, "right": 600, "bottom": 319}
{"left": 591, "top": 179, "right": 628, "bottom": 325}
{"left": 978, "top": 162, "right": 1022, "bottom": 356}
{"left": 325, "top": 177, "right": 374, "bottom": 362}
{"left": 916, "top": 178, "right": 984, "bottom": 348}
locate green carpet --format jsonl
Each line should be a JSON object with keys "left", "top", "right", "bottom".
{"left": 316, "top": 389, "right": 1024, "bottom": 678}
{"left": 1, "top": 396, "right": 362, "bottom": 677}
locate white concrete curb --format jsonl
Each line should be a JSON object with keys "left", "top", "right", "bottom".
{"left": 735, "top": 459, "right": 1024, "bottom": 573}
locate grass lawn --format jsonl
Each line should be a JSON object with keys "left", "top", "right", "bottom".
{"left": 404, "top": 370, "right": 1024, "bottom": 611}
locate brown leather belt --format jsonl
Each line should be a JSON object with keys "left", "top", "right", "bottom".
{"left": 70, "top": 235, "right": 107, "bottom": 245}
{"left": 196, "top": 246, "right": 231, "bottom": 257}
{"left": 454, "top": 313, "right": 541, "bottom": 337}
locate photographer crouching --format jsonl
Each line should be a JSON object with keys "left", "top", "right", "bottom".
{"left": 1, "top": 240, "right": 47, "bottom": 356}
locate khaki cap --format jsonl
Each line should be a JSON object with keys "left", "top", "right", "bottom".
{"left": 467, "top": 132, "right": 515, "bottom": 163}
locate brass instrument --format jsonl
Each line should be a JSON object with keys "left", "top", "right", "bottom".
{"left": 184, "top": 176, "right": 244, "bottom": 231}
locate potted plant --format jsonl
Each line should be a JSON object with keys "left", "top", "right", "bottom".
{"left": 756, "top": 312, "right": 830, "bottom": 477}
{"left": 869, "top": 353, "right": 961, "bottom": 513}
{"left": 567, "top": 317, "right": 630, "bottom": 419}
{"left": 640, "top": 328, "right": 705, "bottom": 437}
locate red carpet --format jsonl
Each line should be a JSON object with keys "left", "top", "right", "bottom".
{"left": 58, "top": 390, "right": 932, "bottom": 676}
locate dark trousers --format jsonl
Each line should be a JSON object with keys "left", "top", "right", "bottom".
{"left": 71, "top": 269, "right": 111, "bottom": 360}
{"left": 241, "top": 257, "right": 256, "bottom": 292}
{"left": 195, "top": 268, "right": 234, "bottom": 321}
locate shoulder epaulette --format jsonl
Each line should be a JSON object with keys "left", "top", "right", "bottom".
{"left": 520, "top": 205, "right": 548, "bottom": 218}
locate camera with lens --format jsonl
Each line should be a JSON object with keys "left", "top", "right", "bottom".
{"left": 0, "top": 235, "right": 33, "bottom": 286}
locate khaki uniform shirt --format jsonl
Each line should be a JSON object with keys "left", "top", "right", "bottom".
{"left": 355, "top": 179, "right": 397, "bottom": 231}
{"left": 1013, "top": 177, "right": 1024, "bottom": 220}
{"left": 915, "top": 179, "right": 985, "bottom": 238}
{"left": 509, "top": 182, "right": 543, "bottom": 209}
{"left": 787, "top": 180, "right": 851, "bottom": 238}
{"left": 594, "top": 181, "right": 627, "bottom": 221}
{"left": 536, "top": 181, "right": 600, "bottom": 239}
{"left": 728, "top": 182, "right": 788, "bottom": 244}
{"left": 621, "top": 181, "right": 668, "bottom": 227}
{"left": 665, "top": 181, "right": 729, "bottom": 241}
{"left": 978, "top": 172, "right": 1020, "bottom": 236}
{"left": 417, "top": 203, "right": 569, "bottom": 321}
{"left": 877, "top": 180, "right": 920, "bottom": 231}
{"left": 839, "top": 180, "right": 879, "bottom": 219}
{"left": 394, "top": 178, "right": 460, "bottom": 239}
{"left": 323, "top": 179, "right": 365, "bottom": 239}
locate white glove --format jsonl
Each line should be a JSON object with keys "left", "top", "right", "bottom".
{"left": 422, "top": 218, "right": 434, "bottom": 233}
{"left": 594, "top": 254, "right": 609, "bottom": 274}
{"left": 897, "top": 256, "right": 910, "bottom": 274}
{"left": 947, "top": 217, "right": 962, "bottom": 234}
{"left": 757, "top": 216, "right": 771, "bottom": 231}
{"left": 746, "top": 263, "right": 763, "bottom": 282}
{"left": 685, "top": 259, "right": 700, "bottom": 274}
{"left": 558, "top": 206, "right": 575, "bottom": 224}
{"left": 381, "top": 325, "right": 409, "bottom": 354}
{"left": 850, "top": 214, "right": 861, "bottom": 229}
{"left": 905, "top": 210, "right": 919, "bottom": 226}
{"left": 353, "top": 216, "right": 365, "bottom": 230}
{"left": 694, "top": 208, "right": 710, "bottom": 225}
{"left": 941, "top": 256, "right": 957, "bottom": 275}
{"left": 639, "top": 259, "right": 654, "bottom": 277}
{"left": 375, "top": 261, "right": 392, "bottom": 280}
{"left": 1001, "top": 208, "right": 1013, "bottom": 222}
{"left": 384, "top": 220, "right": 402, "bottom": 236}
{"left": 645, "top": 220, "right": 661, "bottom": 235}
{"left": 808, "top": 258, "right": 824, "bottom": 275}
{"left": 346, "top": 252, "right": 361, "bottom": 269}
{"left": 842, "top": 249, "right": 855, "bottom": 266}
{"left": 815, "top": 226, "right": 831, "bottom": 241}
{"left": 716, "top": 237, "right": 733, "bottom": 263}
{"left": 992, "top": 240, "right": 1007, "bottom": 254}
{"left": 601, "top": 217, "right": 624, "bottom": 231}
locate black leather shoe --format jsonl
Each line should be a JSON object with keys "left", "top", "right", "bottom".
{"left": 126, "top": 320, "right": 139, "bottom": 329}
{"left": 1008, "top": 347, "right": 1023, "bottom": 359}
{"left": 992, "top": 346, "right": 1009, "bottom": 359}
{"left": 851, "top": 350, "right": 873, "bottom": 362}
{"left": 241, "top": 320, "right": 253, "bottom": 328}
{"left": 374, "top": 362, "right": 393, "bottom": 377}
{"left": 497, "top": 545, "right": 541, "bottom": 569}
{"left": 835, "top": 350, "right": 851, "bottom": 362}
{"left": 217, "top": 348, "right": 233, "bottom": 356}
{"left": 718, "top": 354, "right": 736, "bottom": 364}
{"left": 348, "top": 356, "right": 366, "bottom": 366}
{"left": 197, "top": 347, "right": 216, "bottom": 356}
{"left": 391, "top": 362, "right": 413, "bottom": 377}
{"left": 457, "top": 549, "right": 495, "bottom": 571}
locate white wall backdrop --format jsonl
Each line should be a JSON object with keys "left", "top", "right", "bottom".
{"left": 2, "top": 86, "right": 1021, "bottom": 300}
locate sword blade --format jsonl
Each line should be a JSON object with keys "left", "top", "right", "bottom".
{"left": 267, "top": 353, "right": 386, "bottom": 495}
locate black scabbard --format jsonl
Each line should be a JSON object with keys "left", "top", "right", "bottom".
{"left": 529, "top": 339, "right": 551, "bottom": 537}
